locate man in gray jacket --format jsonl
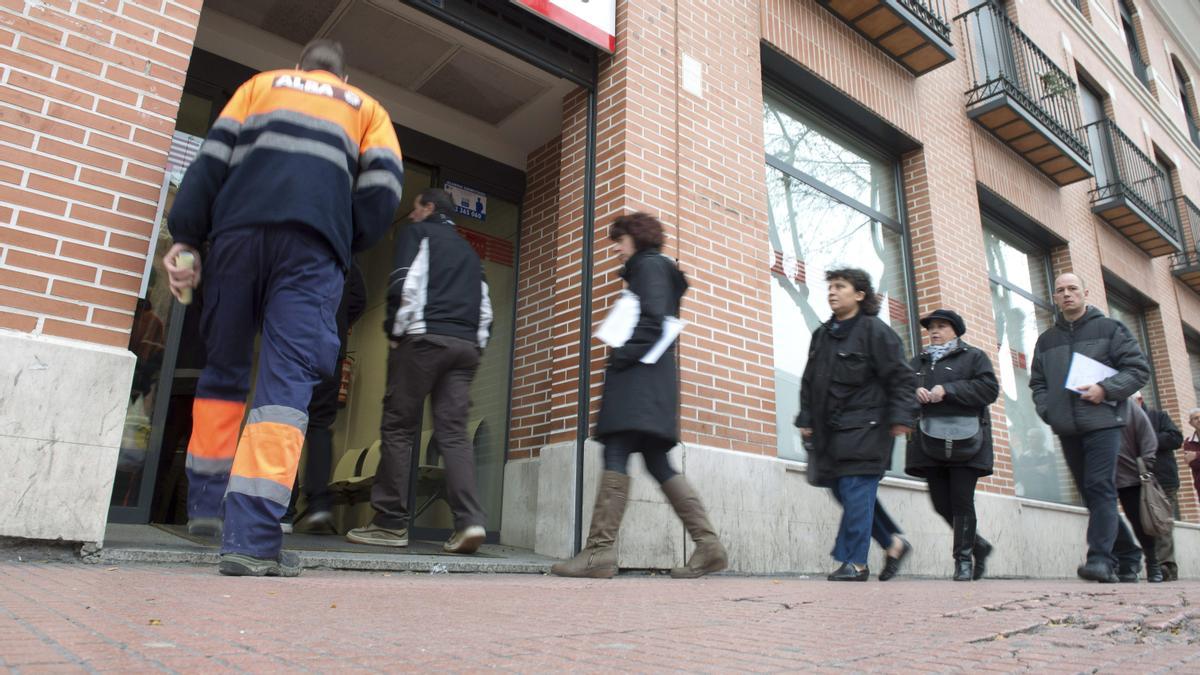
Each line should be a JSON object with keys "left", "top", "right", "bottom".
{"left": 1029, "top": 273, "right": 1149, "bottom": 583}
{"left": 1117, "top": 400, "right": 1158, "bottom": 582}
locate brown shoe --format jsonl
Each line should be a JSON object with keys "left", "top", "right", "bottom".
{"left": 346, "top": 522, "right": 409, "bottom": 547}
{"left": 443, "top": 525, "right": 486, "bottom": 554}
{"left": 551, "top": 471, "right": 630, "bottom": 578}
{"left": 662, "top": 476, "right": 728, "bottom": 578}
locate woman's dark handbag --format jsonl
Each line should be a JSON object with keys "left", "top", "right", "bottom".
{"left": 918, "top": 415, "right": 984, "bottom": 462}
{"left": 1136, "top": 457, "right": 1174, "bottom": 538}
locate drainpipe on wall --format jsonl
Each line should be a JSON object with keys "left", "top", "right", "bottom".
{"left": 573, "top": 72, "right": 600, "bottom": 555}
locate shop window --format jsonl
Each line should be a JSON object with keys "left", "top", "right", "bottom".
{"left": 1106, "top": 291, "right": 1160, "bottom": 410}
{"left": 1187, "top": 331, "right": 1200, "bottom": 407}
{"left": 983, "top": 219, "right": 1081, "bottom": 505}
{"left": 763, "top": 90, "right": 915, "bottom": 466}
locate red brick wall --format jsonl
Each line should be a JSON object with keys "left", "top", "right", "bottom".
{"left": 509, "top": 135, "right": 562, "bottom": 459}
{"left": 0, "top": 0, "right": 198, "bottom": 348}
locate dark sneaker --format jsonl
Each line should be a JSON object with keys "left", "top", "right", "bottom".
{"left": 295, "top": 509, "right": 336, "bottom": 535}
{"left": 443, "top": 525, "right": 486, "bottom": 554}
{"left": 346, "top": 523, "right": 409, "bottom": 547}
{"left": 218, "top": 550, "right": 302, "bottom": 577}
{"left": 187, "top": 517, "right": 222, "bottom": 539}
{"left": 1077, "top": 562, "right": 1118, "bottom": 583}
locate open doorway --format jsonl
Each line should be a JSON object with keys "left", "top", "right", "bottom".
{"left": 109, "top": 0, "right": 589, "bottom": 551}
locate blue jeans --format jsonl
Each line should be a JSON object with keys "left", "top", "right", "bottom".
{"left": 830, "top": 475, "right": 901, "bottom": 565}
{"left": 1060, "top": 428, "right": 1140, "bottom": 570}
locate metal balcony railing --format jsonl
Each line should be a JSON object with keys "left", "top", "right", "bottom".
{"left": 1084, "top": 118, "right": 1183, "bottom": 244}
{"left": 1181, "top": 196, "right": 1200, "bottom": 243}
{"left": 897, "top": 0, "right": 953, "bottom": 43}
{"left": 957, "top": 2, "right": 1090, "bottom": 161}
{"left": 1171, "top": 199, "right": 1200, "bottom": 284}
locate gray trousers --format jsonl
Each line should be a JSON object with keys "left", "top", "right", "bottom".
{"left": 371, "top": 334, "right": 484, "bottom": 531}
{"left": 1155, "top": 488, "right": 1179, "bottom": 577}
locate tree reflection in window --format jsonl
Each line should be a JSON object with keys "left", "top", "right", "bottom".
{"left": 763, "top": 93, "right": 912, "bottom": 462}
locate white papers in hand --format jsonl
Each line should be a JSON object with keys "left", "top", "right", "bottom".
{"left": 640, "top": 317, "right": 686, "bottom": 365}
{"left": 1064, "top": 352, "right": 1118, "bottom": 392}
{"left": 596, "top": 290, "right": 640, "bottom": 348}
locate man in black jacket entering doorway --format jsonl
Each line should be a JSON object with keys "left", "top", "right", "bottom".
{"left": 346, "top": 188, "right": 493, "bottom": 554}
{"left": 1029, "top": 273, "right": 1149, "bottom": 583}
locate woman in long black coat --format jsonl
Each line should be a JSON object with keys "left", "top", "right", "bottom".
{"left": 906, "top": 309, "right": 999, "bottom": 581}
{"left": 551, "top": 212, "right": 727, "bottom": 579}
{"left": 796, "top": 268, "right": 919, "bottom": 581}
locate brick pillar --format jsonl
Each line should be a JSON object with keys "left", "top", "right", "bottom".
{"left": 0, "top": 0, "right": 200, "bottom": 544}
{"left": 1, "top": 0, "right": 198, "bottom": 344}
{"left": 511, "top": 0, "right": 777, "bottom": 457}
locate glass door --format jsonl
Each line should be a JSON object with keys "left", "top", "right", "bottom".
{"left": 108, "top": 85, "right": 229, "bottom": 524}
{"left": 330, "top": 170, "right": 518, "bottom": 541}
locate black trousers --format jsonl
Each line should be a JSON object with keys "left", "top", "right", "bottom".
{"left": 371, "top": 334, "right": 484, "bottom": 531}
{"left": 1060, "top": 429, "right": 1140, "bottom": 569}
{"left": 602, "top": 431, "right": 679, "bottom": 484}
{"left": 925, "top": 466, "right": 978, "bottom": 525}
{"left": 1117, "top": 485, "right": 1156, "bottom": 570}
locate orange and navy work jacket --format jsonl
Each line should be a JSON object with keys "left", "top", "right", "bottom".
{"left": 168, "top": 69, "right": 404, "bottom": 267}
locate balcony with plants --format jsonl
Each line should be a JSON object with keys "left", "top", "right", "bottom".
{"left": 956, "top": 2, "right": 1092, "bottom": 186}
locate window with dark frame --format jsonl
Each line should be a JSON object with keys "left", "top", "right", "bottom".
{"left": 1105, "top": 291, "right": 1161, "bottom": 411}
{"left": 1119, "top": 0, "right": 1152, "bottom": 90}
{"left": 1173, "top": 59, "right": 1200, "bottom": 148}
{"left": 762, "top": 87, "right": 916, "bottom": 471}
{"left": 982, "top": 216, "right": 1080, "bottom": 506}
{"left": 1186, "top": 331, "right": 1200, "bottom": 409}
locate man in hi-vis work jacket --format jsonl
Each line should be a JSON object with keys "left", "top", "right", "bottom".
{"left": 162, "top": 40, "right": 404, "bottom": 577}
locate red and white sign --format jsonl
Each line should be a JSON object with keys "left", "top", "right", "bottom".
{"left": 512, "top": 0, "right": 616, "bottom": 52}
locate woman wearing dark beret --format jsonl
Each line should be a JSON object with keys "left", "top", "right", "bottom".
{"left": 907, "top": 309, "right": 1000, "bottom": 581}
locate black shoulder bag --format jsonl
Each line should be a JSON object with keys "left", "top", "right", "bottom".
{"left": 918, "top": 415, "right": 985, "bottom": 462}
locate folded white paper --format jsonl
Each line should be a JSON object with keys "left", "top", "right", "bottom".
{"left": 640, "top": 317, "right": 686, "bottom": 365}
{"left": 596, "top": 290, "right": 640, "bottom": 348}
{"left": 1064, "top": 352, "right": 1118, "bottom": 392}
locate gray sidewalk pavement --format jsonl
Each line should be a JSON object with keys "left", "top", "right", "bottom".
{"left": 1, "top": 559, "right": 1198, "bottom": 673}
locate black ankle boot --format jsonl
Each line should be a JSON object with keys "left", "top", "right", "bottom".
{"left": 1147, "top": 561, "right": 1163, "bottom": 583}
{"left": 972, "top": 534, "right": 993, "bottom": 580}
{"left": 953, "top": 516, "right": 975, "bottom": 582}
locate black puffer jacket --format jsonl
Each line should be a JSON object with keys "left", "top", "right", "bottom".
{"left": 1029, "top": 306, "right": 1149, "bottom": 436}
{"left": 905, "top": 340, "right": 999, "bottom": 478}
{"left": 594, "top": 249, "right": 688, "bottom": 449}
{"left": 1146, "top": 406, "right": 1184, "bottom": 489}
{"left": 795, "top": 314, "right": 919, "bottom": 484}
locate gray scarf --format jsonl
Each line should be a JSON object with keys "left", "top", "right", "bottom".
{"left": 926, "top": 338, "right": 959, "bottom": 363}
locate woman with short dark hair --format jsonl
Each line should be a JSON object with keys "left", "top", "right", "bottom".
{"left": 552, "top": 212, "right": 727, "bottom": 579}
{"left": 906, "top": 309, "right": 999, "bottom": 581}
{"left": 796, "top": 268, "right": 919, "bottom": 581}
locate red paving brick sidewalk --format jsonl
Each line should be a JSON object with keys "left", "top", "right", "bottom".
{"left": 0, "top": 561, "right": 1197, "bottom": 673}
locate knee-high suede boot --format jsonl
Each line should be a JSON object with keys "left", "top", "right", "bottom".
{"left": 550, "top": 471, "right": 630, "bottom": 578}
{"left": 662, "top": 476, "right": 728, "bottom": 579}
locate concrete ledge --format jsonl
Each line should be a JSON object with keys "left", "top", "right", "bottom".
{"left": 0, "top": 331, "right": 135, "bottom": 544}
{"left": 510, "top": 440, "right": 1200, "bottom": 578}
{"left": 97, "top": 546, "right": 553, "bottom": 574}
